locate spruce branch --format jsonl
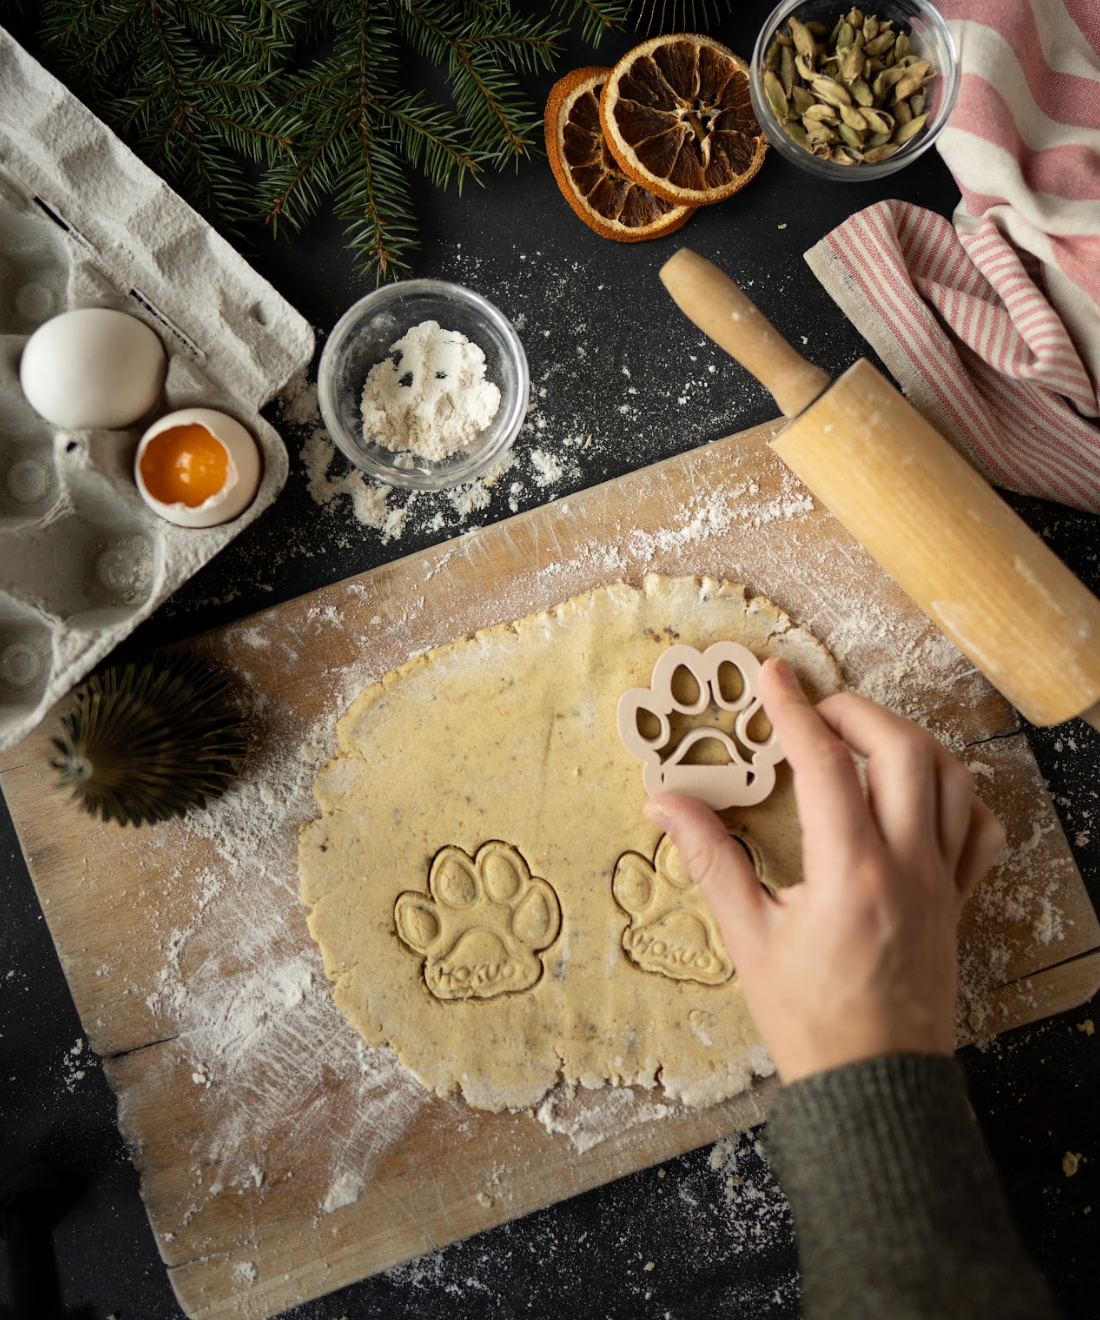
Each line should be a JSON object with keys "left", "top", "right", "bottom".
{"left": 30, "top": 0, "right": 629, "bottom": 280}
{"left": 551, "top": 0, "right": 631, "bottom": 48}
{"left": 266, "top": 0, "right": 481, "bottom": 280}
{"left": 40, "top": 0, "right": 300, "bottom": 232}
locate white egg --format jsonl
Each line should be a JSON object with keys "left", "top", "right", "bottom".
{"left": 135, "top": 408, "right": 262, "bottom": 529}
{"left": 19, "top": 307, "right": 167, "bottom": 430}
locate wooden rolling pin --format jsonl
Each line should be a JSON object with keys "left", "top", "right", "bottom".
{"left": 660, "top": 247, "right": 1100, "bottom": 733}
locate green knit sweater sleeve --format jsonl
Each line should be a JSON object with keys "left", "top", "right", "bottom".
{"left": 764, "top": 1054, "right": 1062, "bottom": 1320}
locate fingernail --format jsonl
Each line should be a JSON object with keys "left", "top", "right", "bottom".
{"left": 643, "top": 800, "right": 671, "bottom": 832}
{"left": 769, "top": 657, "right": 795, "bottom": 686}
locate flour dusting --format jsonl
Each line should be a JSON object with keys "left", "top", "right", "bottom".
{"left": 322, "top": 1171, "right": 365, "bottom": 1214}
{"left": 535, "top": 1083, "right": 679, "bottom": 1153}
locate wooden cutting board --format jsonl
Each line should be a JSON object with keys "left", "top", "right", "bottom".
{"left": 3, "top": 420, "right": 1098, "bottom": 1320}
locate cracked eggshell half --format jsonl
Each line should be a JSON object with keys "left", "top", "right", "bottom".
{"left": 19, "top": 307, "right": 167, "bottom": 430}
{"left": 135, "top": 407, "right": 262, "bottom": 528}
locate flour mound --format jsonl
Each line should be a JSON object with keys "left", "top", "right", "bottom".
{"left": 361, "top": 319, "right": 501, "bottom": 460}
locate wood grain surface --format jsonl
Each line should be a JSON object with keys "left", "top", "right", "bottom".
{"left": 2, "top": 420, "right": 1097, "bottom": 1320}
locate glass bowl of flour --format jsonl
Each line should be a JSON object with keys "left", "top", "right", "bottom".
{"left": 318, "top": 280, "right": 529, "bottom": 490}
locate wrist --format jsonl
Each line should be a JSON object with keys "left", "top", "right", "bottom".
{"left": 768, "top": 1020, "right": 955, "bottom": 1086}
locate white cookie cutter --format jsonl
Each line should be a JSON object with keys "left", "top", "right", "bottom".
{"left": 617, "top": 642, "right": 785, "bottom": 810}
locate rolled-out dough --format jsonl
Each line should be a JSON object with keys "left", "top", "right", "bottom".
{"left": 300, "top": 574, "right": 842, "bottom": 1112}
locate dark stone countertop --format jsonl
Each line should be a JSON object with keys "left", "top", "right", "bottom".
{"left": 2, "top": 5, "right": 1098, "bottom": 1317}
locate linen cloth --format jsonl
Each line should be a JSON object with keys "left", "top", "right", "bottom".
{"left": 804, "top": 0, "right": 1100, "bottom": 512}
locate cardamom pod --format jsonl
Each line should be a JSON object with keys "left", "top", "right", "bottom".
{"left": 794, "top": 53, "right": 818, "bottom": 82}
{"left": 863, "top": 142, "right": 901, "bottom": 163}
{"left": 897, "top": 73, "right": 935, "bottom": 102}
{"left": 831, "top": 145, "right": 862, "bottom": 164}
{"left": 837, "top": 122, "right": 864, "bottom": 149}
{"left": 863, "top": 31, "right": 896, "bottom": 56}
{"left": 764, "top": 70, "right": 789, "bottom": 122}
{"left": 782, "top": 120, "right": 810, "bottom": 147}
{"left": 839, "top": 44, "right": 865, "bottom": 83}
{"left": 781, "top": 44, "right": 796, "bottom": 97}
{"left": 788, "top": 16, "right": 818, "bottom": 65}
{"left": 839, "top": 103, "right": 868, "bottom": 130}
{"left": 861, "top": 107, "right": 894, "bottom": 134}
{"left": 850, "top": 78, "right": 874, "bottom": 106}
{"left": 894, "top": 61, "right": 931, "bottom": 99}
{"left": 791, "top": 85, "right": 817, "bottom": 115}
{"left": 812, "top": 76, "right": 853, "bottom": 107}
{"left": 894, "top": 97, "right": 913, "bottom": 125}
{"left": 804, "top": 103, "right": 839, "bottom": 122}
{"left": 893, "top": 112, "right": 928, "bottom": 143}
{"left": 805, "top": 121, "right": 839, "bottom": 144}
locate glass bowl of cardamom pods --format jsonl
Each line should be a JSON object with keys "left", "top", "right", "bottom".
{"left": 750, "top": 0, "right": 959, "bottom": 179}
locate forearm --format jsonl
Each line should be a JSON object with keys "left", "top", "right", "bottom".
{"left": 765, "top": 1054, "right": 1061, "bottom": 1320}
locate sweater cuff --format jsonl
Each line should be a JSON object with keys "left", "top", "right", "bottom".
{"left": 767, "top": 1053, "right": 984, "bottom": 1235}
{"left": 764, "top": 1053, "right": 1059, "bottom": 1319}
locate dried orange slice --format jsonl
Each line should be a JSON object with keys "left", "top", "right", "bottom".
{"left": 599, "top": 34, "right": 767, "bottom": 207}
{"left": 545, "top": 65, "right": 695, "bottom": 243}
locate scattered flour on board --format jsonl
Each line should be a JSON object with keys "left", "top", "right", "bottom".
{"left": 535, "top": 1083, "right": 679, "bottom": 1153}
{"left": 322, "top": 1170, "right": 365, "bottom": 1214}
{"left": 110, "top": 646, "right": 444, "bottom": 1236}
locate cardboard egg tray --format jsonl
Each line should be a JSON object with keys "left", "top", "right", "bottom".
{"left": 0, "top": 30, "right": 315, "bottom": 752}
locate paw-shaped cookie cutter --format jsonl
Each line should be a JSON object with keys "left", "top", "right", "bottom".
{"left": 617, "top": 642, "right": 784, "bottom": 810}
{"left": 394, "top": 841, "right": 561, "bottom": 1001}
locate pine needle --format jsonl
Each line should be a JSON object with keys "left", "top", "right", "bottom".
{"left": 34, "top": 0, "right": 628, "bottom": 280}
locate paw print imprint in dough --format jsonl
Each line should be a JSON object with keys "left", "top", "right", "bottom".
{"left": 395, "top": 842, "right": 562, "bottom": 1001}
{"left": 612, "top": 835, "right": 733, "bottom": 986}
{"left": 618, "top": 642, "right": 784, "bottom": 810}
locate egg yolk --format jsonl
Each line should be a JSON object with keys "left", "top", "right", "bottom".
{"left": 140, "top": 424, "right": 229, "bottom": 508}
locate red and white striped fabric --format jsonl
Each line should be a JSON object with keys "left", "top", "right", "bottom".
{"left": 805, "top": 0, "right": 1100, "bottom": 512}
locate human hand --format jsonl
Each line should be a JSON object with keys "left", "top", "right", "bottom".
{"left": 644, "top": 657, "right": 1005, "bottom": 1085}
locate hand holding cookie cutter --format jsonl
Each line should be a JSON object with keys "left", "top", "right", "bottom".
{"left": 617, "top": 643, "right": 785, "bottom": 810}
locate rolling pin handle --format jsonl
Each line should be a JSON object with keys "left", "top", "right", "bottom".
{"left": 659, "top": 249, "right": 832, "bottom": 419}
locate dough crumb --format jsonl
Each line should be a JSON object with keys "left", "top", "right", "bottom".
{"left": 1077, "top": 1018, "right": 1095, "bottom": 1035}
{"left": 233, "top": 1260, "right": 258, "bottom": 1285}
{"left": 322, "top": 1171, "right": 364, "bottom": 1214}
{"left": 1062, "top": 1151, "right": 1082, "bottom": 1177}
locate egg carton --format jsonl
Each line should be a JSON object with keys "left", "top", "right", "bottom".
{"left": 0, "top": 31, "right": 315, "bottom": 751}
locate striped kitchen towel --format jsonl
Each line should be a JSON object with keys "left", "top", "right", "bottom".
{"left": 805, "top": 0, "right": 1100, "bottom": 513}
